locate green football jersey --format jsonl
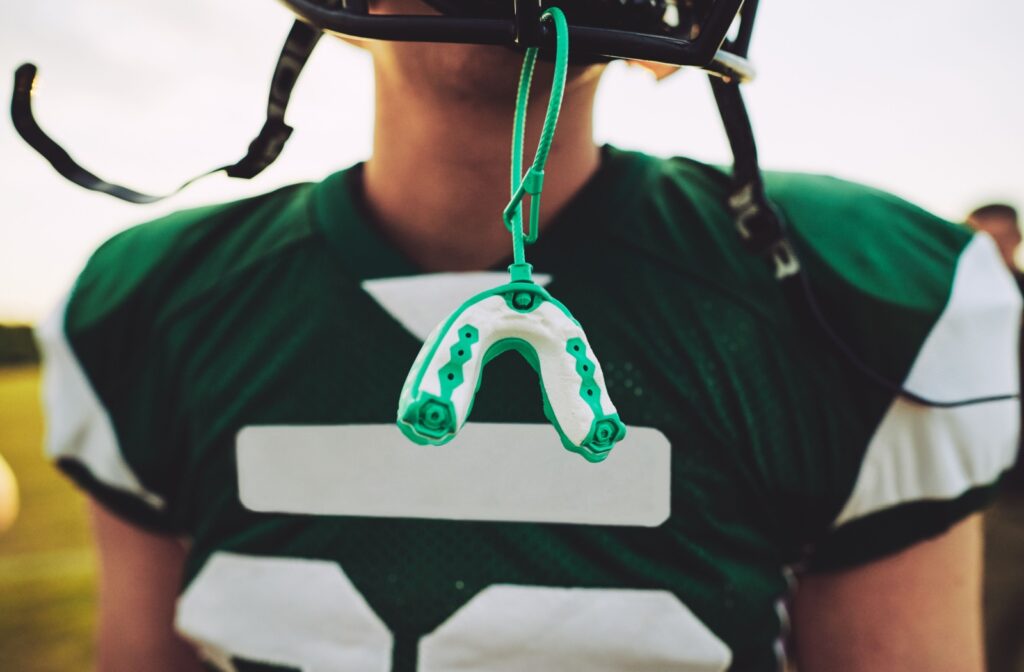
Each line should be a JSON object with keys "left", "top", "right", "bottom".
{"left": 37, "top": 146, "right": 1021, "bottom": 671}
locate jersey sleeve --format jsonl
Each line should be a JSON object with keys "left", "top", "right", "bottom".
{"left": 34, "top": 203, "right": 228, "bottom": 535}
{"left": 769, "top": 175, "right": 1022, "bottom": 571}
{"left": 36, "top": 288, "right": 174, "bottom": 531}
{"left": 35, "top": 184, "right": 316, "bottom": 535}
{"left": 815, "top": 233, "right": 1020, "bottom": 569}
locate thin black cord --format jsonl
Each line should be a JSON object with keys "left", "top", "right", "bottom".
{"left": 788, "top": 247, "right": 1019, "bottom": 409}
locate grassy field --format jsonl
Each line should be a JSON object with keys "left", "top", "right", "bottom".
{"left": 0, "top": 365, "right": 96, "bottom": 672}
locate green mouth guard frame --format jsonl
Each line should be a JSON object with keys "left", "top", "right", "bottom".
{"left": 397, "top": 8, "right": 627, "bottom": 462}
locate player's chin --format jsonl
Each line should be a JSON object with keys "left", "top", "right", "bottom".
{"left": 436, "top": 42, "right": 529, "bottom": 90}
{"left": 368, "top": 0, "right": 438, "bottom": 15}
{"left": 412, "top": 42, "right": 603, "bottom": 102}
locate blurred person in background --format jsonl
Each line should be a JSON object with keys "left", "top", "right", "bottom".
{"left": 0, "top": 452, "right": 18, "bottom": 533}
{"left": 968, "top": 202, "right": 1024, "bottom": 672}
{"left": 20, "top": 1, "right": 1022, "bottom": 670}
{"left": 968, "top": 204, "right": 1022, "bottom": 280}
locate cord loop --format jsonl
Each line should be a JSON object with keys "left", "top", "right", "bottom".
{"left": 503, "top": 7, "right": 570, "bottom": 281}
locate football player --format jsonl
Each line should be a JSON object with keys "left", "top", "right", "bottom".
{"left": 24, "top": 1, "right": 1021, "bottom": 670}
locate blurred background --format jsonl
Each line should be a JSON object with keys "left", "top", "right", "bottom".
{"left": 1, "top": 0, "right": 1022, "bottom": 670}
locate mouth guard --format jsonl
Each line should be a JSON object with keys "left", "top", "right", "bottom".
{"left": 397, "top": 281, "right": 626, "bottom": 462}
{"left": 396, "top": 8, "right": 626, "bottom": 461}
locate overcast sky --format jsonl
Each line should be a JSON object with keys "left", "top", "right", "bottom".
{"left": 1, "top": 0, "right": 1022, "bottom": 322}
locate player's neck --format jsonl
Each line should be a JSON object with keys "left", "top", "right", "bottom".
{"left": 362, "top": 66, "right": 603, "bottom": 273}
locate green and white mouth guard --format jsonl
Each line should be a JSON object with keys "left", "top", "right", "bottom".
{"left": 397, "top": 281, "right": 627, "bottom": 462}
{"left": 396, "top": 8, "right": 626, "bottom": 462}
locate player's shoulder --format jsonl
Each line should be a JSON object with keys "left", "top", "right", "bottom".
{"left": 641, "top": 148, "right": 969, "bottom": 251}
{"left": 624, "top": 153, "right": 1021, "bottom": 567}
{"left": 762, "top": 169, "right": 970, "bottom": 263}
{"left": 629, "top": 149, "right": 978, "bottom": 296}
{"left": 68, "top": 181, "right": 318, "bottom": 332}
{"left": 762, "top": 168, "right": 948, "bottom": 224}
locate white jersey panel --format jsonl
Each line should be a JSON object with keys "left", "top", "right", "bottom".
{"left": 835, "top": 234, "right": 1022, "bottom": 527}
{"left": 176, "top": 553, "right": 393, "bottom": 672}
{"left": 362, "top": 272, "right": 552, "bottom": 342}
{"left": 419, "top": 585, "right": 731, "bottom": 672}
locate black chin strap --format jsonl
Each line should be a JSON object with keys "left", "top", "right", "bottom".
{"left": 707, "top": 0, "right": 797, "bottom": 280}
{"left": 10, "top": 20, "right": 321, "bottom": 204}
{"left": 710, "top": 73, "right": 1018, "bottom": 409}
{"left": 710, "top": 76, "right": 800, "bottom": 280}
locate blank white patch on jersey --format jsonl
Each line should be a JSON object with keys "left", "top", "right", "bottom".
{"left": 237, "top": 423, "right": 671, "bottom": 527}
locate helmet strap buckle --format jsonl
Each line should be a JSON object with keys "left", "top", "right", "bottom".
{"left": 513, "top": 0, "right": 545, "bottom": 46}
{"left": 728, "top": 181, "right": 801, "bottom": 280}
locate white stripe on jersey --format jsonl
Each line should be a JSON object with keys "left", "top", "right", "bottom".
{"left": 237, "top": 423, "right": 671, "bottom": 527}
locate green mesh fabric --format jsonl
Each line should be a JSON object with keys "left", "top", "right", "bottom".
{"left": 57, "top": 146, "right": 986, "bottom": 671}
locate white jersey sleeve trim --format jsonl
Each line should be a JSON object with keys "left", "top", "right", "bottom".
{"left": 35, "top": 292, "right": 165, "bottom": 511}
{"left": 834, "top": 233, "right": 1021, "bottom": 527}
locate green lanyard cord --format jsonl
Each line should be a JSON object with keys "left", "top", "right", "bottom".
{"left": 504, "top": 7, "right": 570, "bottom": 283}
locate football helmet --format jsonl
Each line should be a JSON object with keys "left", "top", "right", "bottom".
{"left": 11, "top": 0, "right": 764, "bottom": 215}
